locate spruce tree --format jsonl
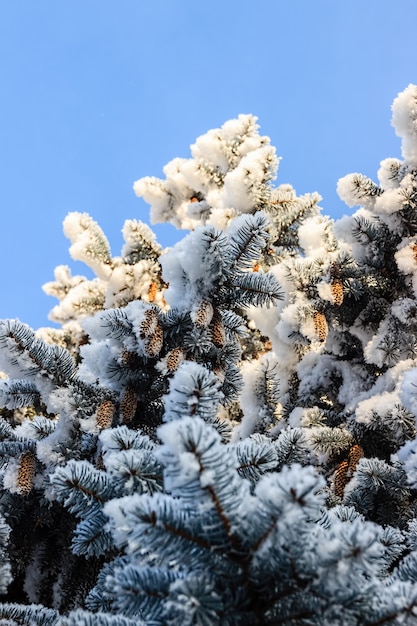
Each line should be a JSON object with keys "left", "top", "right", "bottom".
{"left": 0, "top": 85, "right": 417, "bottom": 624}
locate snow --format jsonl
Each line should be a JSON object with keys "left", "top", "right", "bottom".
{"left": 134, "top": 159, "right": 208, "bottom": 231}
{"left": 222, "top": 146, "right": 278, "bottom": 213}
{"left": 133, "top": 176, "right": 173, "bottom": 225}
{"left": 395, "top": 239, "right": 417, "bottom": 277}
{"left": 278, "top": 301, "right": 305, "bottom": 339}
{"left": 63, "top": 212, "right": 112, "bottom": 280}
{"left": 255, "top": 463, "right": 325, "bottom": 520}
{"left": 13, "top": 416, "right": 56, "bottom": 441}
{"left": 162, "top": 361, "right": 223, "bottom": 423}
{"left": 345, "top": 358, "right": 417, "bottom": 417}
{"left": 160, "top": 228, "right": 213, "bottom": 310}
{"left": 336, "top": 174, "right": 363, "bottom": 209}
{"left": 332, "top": 211, "right": 357, "bottom": 246}
{"left": 316, "top": 280, "right": 335, "bottom": 303}
{"left": 399, "top": 367, "right": 417, "bottom": 420}
{"left": 134, "top": 113, "right": 279, "bottom": 231}
{"left": 288, "top": 406, "right": 324, "bottom": 428}
{"left": 48, "top": 278, "right": 107, "bottom": 324}
{"left": 36, "top": 406, "right": 77, "bottom": 466}
{"left": 157, "top": 416, "right": 223, "bottom": 500}
{"left": 191, "top": 114, "right": 266, "bottom": 169}
{"left": 391, "top": 298, "right": 417, "bottom": 324}
{"left": 337, "top": 173, "right": 381, "bottom": 211}
{"left": 377, "top": 158, "right": 402, "bottom": 189}
{"left": 374, "top": 188, "right": 405, "bottom": 214}
{"left": 233, "top": 356, "right": 279, "bottom": 440}
{"left": 363, "top": 317, "right": 391, "bottom": 368}
{"left": 191, "top": 131, "right": 230, "bottom": 174}
{"left": 99, "top": 425, "right": 151, "bottom": 454}
{"left": 207, "top": 206, "right": 238, "bottom": 231}
{"left": 23, "top": 547, "right": 47, "bottom": 603}
{"left": 1, "top": 456, "right": 22, "bottom": 494}
{"left": 103, "top": 449, "right": 145, "bottom": 492}
{"left": 298, "top": 216, "right": 335, "bottom": 257}
{"left": 355, "top": 391, "right": 400, "bottom": 425}
{"left": 77, "top": 340, "right": 121, "bottom": 390}
{"left": 103, "top": 493, "right": 139, "bottom": 548}
{"left": 396, "top": 438, "right": 417, "bottom": 489}
{"left": 42, "top": 264, "right": 85, "bottom": 300}
{"left": 336, "top": 362, "right": 370, "bottom": 409}
{"left": 121, "top": 219, "right": 161, "bottom": 257}
{"left": 391, "top": 84, "right": 417, "bottom": 166}
{"left": 316, "top": 518, "right": 383, "bottom": 578}
{"left": 190, "top": 114, "right": 273, "bottom": 188}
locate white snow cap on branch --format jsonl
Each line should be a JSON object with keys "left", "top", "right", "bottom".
{"left": 133, "top": 114, "right": 279, "bottom": 229}
{"left": 337, "top": 84, "right": 417, "bottom": 212}
{"left": 391, "top": 83, "right": 417, "bottom": 166}
{"left": 63, "top": 212, "right": 113, "bottom": 280}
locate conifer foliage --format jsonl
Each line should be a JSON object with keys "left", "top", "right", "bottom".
{"left": 1, "top": 85, "right": 417, "bottom": 624}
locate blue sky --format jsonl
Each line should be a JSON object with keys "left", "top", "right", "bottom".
{"left": 1, "top": 1, "right": 416, "bottom": 329}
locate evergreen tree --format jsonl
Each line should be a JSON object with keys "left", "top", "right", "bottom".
{"left": 0, "top": 85, "right": 417, "bottom": 624}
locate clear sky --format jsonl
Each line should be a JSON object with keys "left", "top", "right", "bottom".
{"left": 1, "top": 1, "right": 416, "bottom": 330}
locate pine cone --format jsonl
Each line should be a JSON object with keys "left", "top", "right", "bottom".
{"left": 145, "top": 324, "right": 164, "bottom": 357}
{"left": 348, "top": 444, "right": 364, "bottom": 472}
{"left": 17, "top": 450, "right": 36, "bottom": 496}
{"left": 313, "top": 311, "right": 328, "bottom": 342}
{"left": 211, "top": 310, "right": 226, "bottom": 347}
{"left": 331, "top": 278, "right": 344, "bottom": 306}
{"left": 192, "top": 300, "right": 214, "bottom": 329}
{"left": 334, "top": 459, "right": 349, "bottom": 499}
{"left": 96, "top": 400, "right": 115, "bottom": 430}
{"left": 166, "top": 347, "right": 185, "bottom": 372}
{"left": 120, "top": 387, "right": 138, "bottom": 424}
{"left": 140, "top": 308, "right": 159, "bottom": 339}
{"left": 147, "top": 281, "right": 158, "bottom": 303}
{"left": 120, "top": 350, "right": 137, "bottom": 366}
{"left": 95, "top": 451, "right": 106, "bottom": 471}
